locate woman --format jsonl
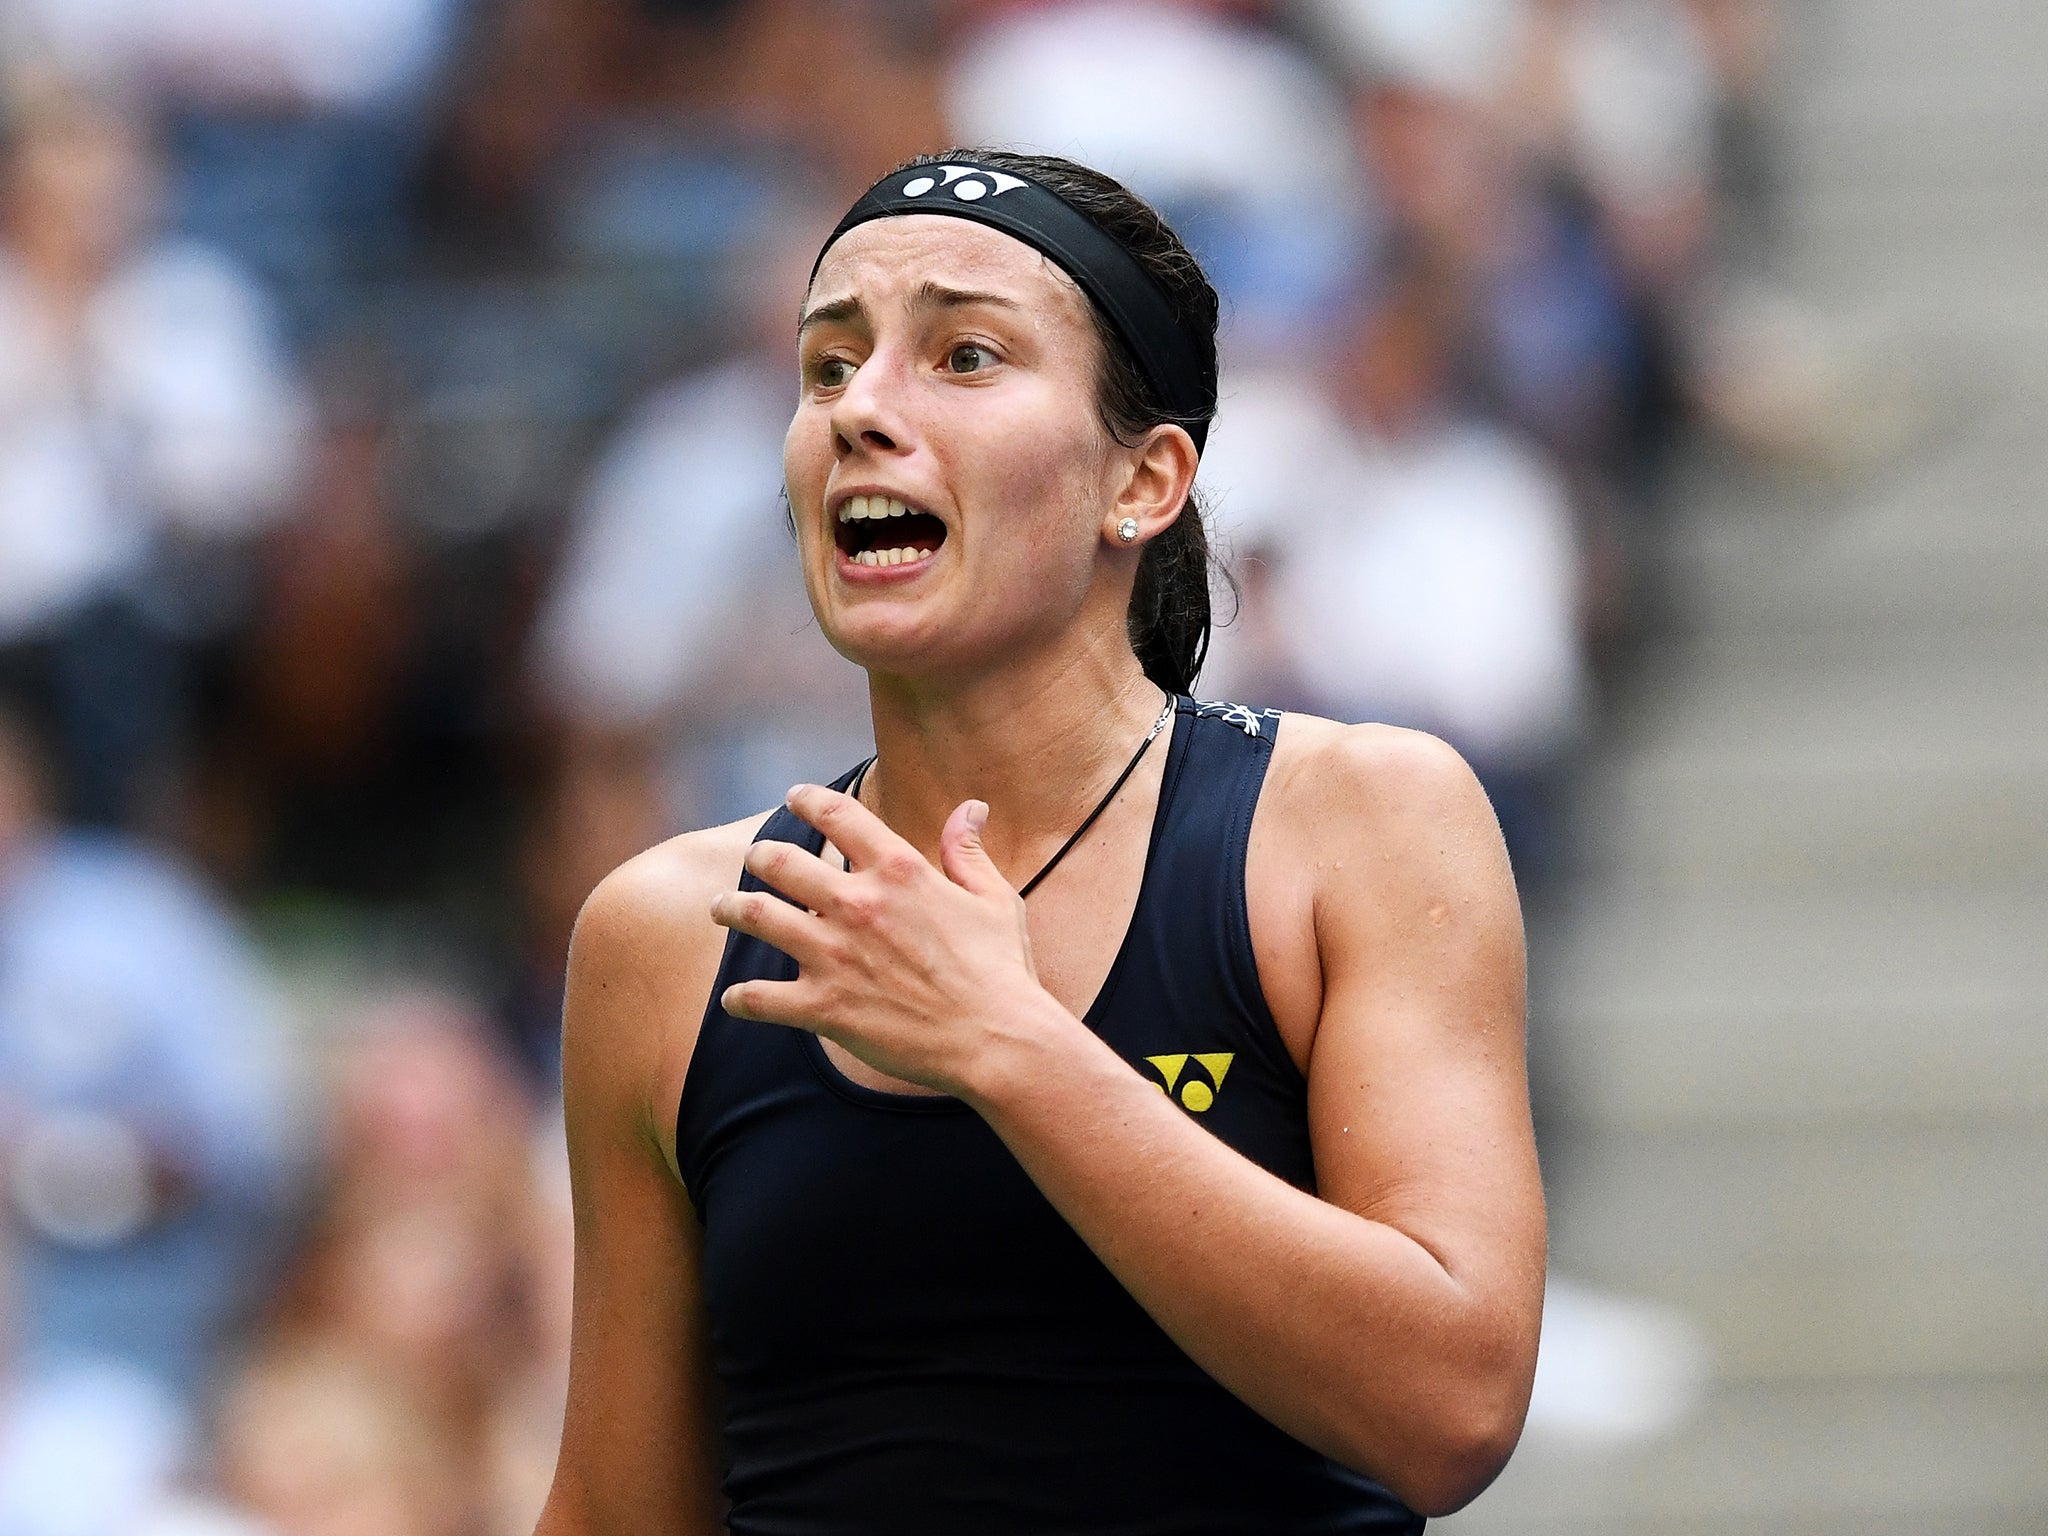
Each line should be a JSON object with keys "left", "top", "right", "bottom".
{"left": 535, "top": 152, "right": 1544, "bottom": 1536}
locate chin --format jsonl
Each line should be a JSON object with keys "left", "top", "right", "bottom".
{"left": 819, "top": 600, "right": 1018, "bottom": 686}
{"left": 818, "top": 601, "right": 949, "bottom": 674}
{"left": 832, "top": 633, "right": 982, "bottom": 686}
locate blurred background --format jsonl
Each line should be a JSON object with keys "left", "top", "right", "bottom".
{"left": 0, "top": 0, "right": 2039, "bottom": 1532}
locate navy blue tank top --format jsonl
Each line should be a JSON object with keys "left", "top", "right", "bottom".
{"left": 675, "top": 699, "right": 1423, "bottom": 1535}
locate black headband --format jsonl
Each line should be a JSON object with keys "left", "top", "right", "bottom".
{"left": 812, "top": 160, "right": 1215, "bottom": 452}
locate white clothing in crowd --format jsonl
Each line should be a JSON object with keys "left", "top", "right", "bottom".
{"left": 1294, "top": 0, "right": 1529, "bottom": 101}
{"left": 1298, "top": 0, "right": 1719, "bottom": 213}
{"left": 1199, "top": 371, "right": 1586, "bottom": 770}
{"left": 1553, "top": 0, "right": 1719, "bottom": 212}
{"left": 946, "top": 0, "right": 1372, "bottom": 357}
{"left": 0, "top": 0, "right": 458, "bottom": 110}
{"left": 0, "top": 242, "right": 308, "bottom": 641}
{"left": 948, "top": 0, "right": 1359, "bottom": 214}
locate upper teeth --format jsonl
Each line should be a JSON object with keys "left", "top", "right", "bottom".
{"left": 838, "top": 495, "right": 916, "bottom": 523}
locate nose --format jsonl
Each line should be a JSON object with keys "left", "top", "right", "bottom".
{"left": 831, "top": 352, "right": 906, "bottom": 460}
{"left": 838, "top": 422, "right": 897, "bottom": 456}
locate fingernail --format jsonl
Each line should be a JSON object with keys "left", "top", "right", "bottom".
{"left": 966, "top": 800, "right": 989, "bottom": 834}
{"left": 786, "top": 784, "right": 810, "bottom": 804}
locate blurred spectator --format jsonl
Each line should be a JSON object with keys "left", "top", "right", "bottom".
{"left": 632, "top": 0, "right": 950, "bottom": 194}
{"left": 1302, "top": 1, "right": 1646, "bottom": 479}
{"left": 1510, "top": 0, "right": 1722, "bottom": 293}
{"left": 0, "top": 82, "right": 308, "bottom": 828}
{"left": 947, "top": 0, "right": 1372, "bottom": 358}
{"left": 246, "top": 992, "right": 543, "bottom": 1530}
{"left": 1312, "top": 0, "right": 1837, "bottom": 473}
{"left": 393, "top": 0, "right": 638, "bottom": 547}
{"left": 0, "top": 689, "right": 298, "bottom": 1408}
{"left": 0, "top": 0, "right": 456, "bottom": 111}
{"left": 1201, "top": 245, "right": 1587, "bottom": 882}
{"left": 215, "top": 1343, "right": 463, "bottom": 1536}
{"left": 186, "top": 372, "right": 532, "bottom": 948}
{"left": 391, "top": 0, "right": 948, "bottom": 551}
{"left": 219, "top": 393, "right": 449, "bottom": 900}
{"left": 2, "top": 0, "right": 463, "bottom": 345}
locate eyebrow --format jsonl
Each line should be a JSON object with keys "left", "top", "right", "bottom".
{"left": 798, "top": 281, "right": 1025, "bottom": 336}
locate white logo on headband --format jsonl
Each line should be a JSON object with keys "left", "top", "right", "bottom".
{"left": 900, "top": 165, "right": 1027, "bottom": 203}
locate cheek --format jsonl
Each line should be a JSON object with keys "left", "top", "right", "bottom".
{"left": 953, "top": 397, "right": 1110, "bottom": 564}
{"left": 985, "top": 467, "right": 1089, "bottom": 570}
{"left": 1001, "top": 480, "right": 1108, "bottom": 603}
{"left": 782, "top": 410, "right": 836, "bottom": 567}
{"left": 782, "top": 408, "right": 828, "bottom": 513}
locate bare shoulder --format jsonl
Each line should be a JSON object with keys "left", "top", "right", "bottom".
{"left": 1262, "top": 713, "right": 1514, "bottom": 924}
{"left": 562, "top": 810, "right": 774, "bottom": 1178}
{"left": 1263, "top": 713, "right": 1501, "bottom": 856}
{"left": 1245, "top": 715, "right": 1514, "bottom": 1068}
{"left": 572, "top": 811, "right": 772, "bottom": 973}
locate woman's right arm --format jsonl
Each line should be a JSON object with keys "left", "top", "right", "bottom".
{"left": 536, "top": 823, "right": 760, "bottom": 1536}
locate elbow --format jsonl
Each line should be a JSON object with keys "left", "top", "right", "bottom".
{"left": 1335, "top": 1375, "right": 1530, "bottom": 1518}
{"left": 1383, "top": 1416, "right": 1523, "bottom": 1518}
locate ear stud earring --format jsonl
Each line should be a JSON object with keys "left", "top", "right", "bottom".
{"left": 1116, "top": 518, "right": 1140, "bottom": 543}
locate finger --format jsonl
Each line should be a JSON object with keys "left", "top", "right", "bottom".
{"left": 784, "top": 782, "right": 925, "bottom": 882}
{"left": 939, "top": 799, "right": 1011, "bottom": 898}
{"left": 719, "top": 977, "right": 820, "bottom": 1029}
{"left": 710, "top": 886, "right": 827, "bottom": 963}
{"left": 743, "top": 836, "right": 846, "bottom": 913}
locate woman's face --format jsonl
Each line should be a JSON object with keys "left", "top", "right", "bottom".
{"left": 785, "top": 215, "right": 1127, "bottom": 681}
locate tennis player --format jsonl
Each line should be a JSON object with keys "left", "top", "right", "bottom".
{"left": 535, "top": 151, "right": 1545, "bottom": 1536}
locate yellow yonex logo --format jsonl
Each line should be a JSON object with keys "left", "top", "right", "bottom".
{"left": 1145, "top": 1053, "right": 1233, "bottom": 1113}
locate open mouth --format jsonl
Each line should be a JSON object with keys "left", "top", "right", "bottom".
{"left": 833, "top": 494, "right": 948, "bottom": 568}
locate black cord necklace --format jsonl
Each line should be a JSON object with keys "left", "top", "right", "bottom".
{"left": 843, "top": 693, "right": 1176, "bottom": 897}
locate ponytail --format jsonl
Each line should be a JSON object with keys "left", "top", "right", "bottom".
{"left": 1128, "top": 491, "right": 1216, "bottom": 696}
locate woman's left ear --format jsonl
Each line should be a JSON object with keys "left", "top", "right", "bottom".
{"left": 1104, "top": 423, "right": 1199, "bottom": 547}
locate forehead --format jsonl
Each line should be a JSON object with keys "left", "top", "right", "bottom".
{"left": 806, "top": 214, "right": 1092, "bottom": 329}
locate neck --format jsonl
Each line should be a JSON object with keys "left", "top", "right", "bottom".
{"left": 860, "top": 623, "right": 1168, "bottom": 878}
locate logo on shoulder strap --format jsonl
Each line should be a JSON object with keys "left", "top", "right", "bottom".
{"left": 1191, "top": 700, "right": 1280, "bottom": 738}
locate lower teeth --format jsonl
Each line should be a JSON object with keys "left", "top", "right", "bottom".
{"left": 857, "top": 548, "right": 927, "bottom": 567}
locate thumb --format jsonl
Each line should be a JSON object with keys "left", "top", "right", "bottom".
{"left": 939, "top": 799, "right": 1009, "bottom": 896}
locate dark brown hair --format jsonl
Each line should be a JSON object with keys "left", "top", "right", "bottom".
{"left": 897, "top": 149, "right": 1224, "bottom": 695}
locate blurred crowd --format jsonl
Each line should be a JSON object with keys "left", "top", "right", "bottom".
{"left": 0, "top": 0, "right": 1791, "bottom": 1529}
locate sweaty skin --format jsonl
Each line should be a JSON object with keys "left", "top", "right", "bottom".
{"left": 534, "top": 216, "right": 1544, "bottom": 1536}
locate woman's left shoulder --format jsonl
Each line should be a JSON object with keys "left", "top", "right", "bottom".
{"left": 1257, "top": 714, "right": 1517, "bottom": 943}
{"left": 1243, "top": 713, "right": 1519, "bottom": 1072}
{"left": 1263, "top": 713, "right": 1500, "bottom": 853}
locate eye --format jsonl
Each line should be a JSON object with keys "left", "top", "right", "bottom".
{"left": 945, "top": 343, "right": 996, "bottom": 375}
{"left": 812, "top": 356, "right": 855, "bottom": 389}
